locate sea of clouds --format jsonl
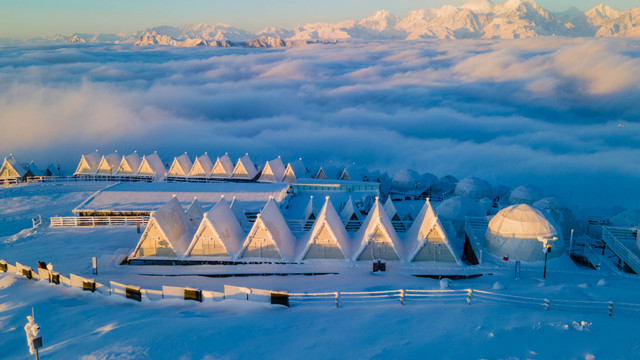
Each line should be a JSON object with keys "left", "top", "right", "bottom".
{"left": 0, "top": 38, "right": 638, "bottom": 209}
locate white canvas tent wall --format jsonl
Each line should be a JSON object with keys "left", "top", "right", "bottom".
{"left": 239, "top": 198, "right": 296, "bottom": 261}
{"left": 282, "top": 158, "right": 308, "bottom": 183}
{"left": 74, "top": 151, "right": 101, "bottom": 176}
{"left": 168, "top": 153, "right": 193, "bottom": 177}
{"left": 189, "top": 153, "right": 214, "bottom": 178}
{"left": 299, "top": 196, "right": 351, "bottom": 260}
{"left": 341, "top": 166, "right": 368, "bottom": 182}
{"left": 137, "top": 152, "right": 166, "bottom": 181}
{"left": 186, "top": 197, "right": 245, "bottom": 258}
{"left": 509, "top": 185, "right": 544, "bottom": 205}
{"left": 258, "top": 157, "right": 286, "bottom": 183}
{"left": 45, "top": 163, "right": 58, "bottom": 177}
{"left": 95, "top": 152, "right": 120, "bottom": 176}
{"left": 484, "top": 204, "right": 564, "bottom": 262}
{"left": 353, "top": 197, "right": 402, "bottom": 261}
{"left": 185, "top": 198, "right": 205, "bottom": 227}
{"left": 115, "top": 152, "right": 142, "bottom": 176}
{"left": 211, "top": 153, "right": 234, "bottom": 179}
{"left": 455, "top": 177, "right": 493, "bottom": 199}
{"left": 316, "top": 164, "right": 339, "bottom": 180}
{"left": 384, "top": 198, "right": 401, "bottom": 222}
{"left": 130, "top": 197, "right": 196, "bottom": 258}
{"left": 405, "top": 199, "right": 460, "bottom": 263}
{"left": 436, "top": 196, "right": 484, "bottom": 236}
{"left": 0, "top": 155, "right": 26, "bottom": 180}
{"left": 231, "top": 153, "right": 258, "bottom": 180}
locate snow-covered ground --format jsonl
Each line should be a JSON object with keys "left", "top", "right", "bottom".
{"left": 1, "top": 182, "right": 640, "bottom": 359}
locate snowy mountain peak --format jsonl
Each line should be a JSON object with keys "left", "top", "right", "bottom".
{"left": 461, "top": 0, "right": 495, "bottom": 13}
{"left": 586, "top": 4, "right": 621, "bottom": 19}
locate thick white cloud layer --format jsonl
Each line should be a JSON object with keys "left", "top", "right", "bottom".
{"left": 0, "top": 39, "right": 639, "bottom": 209}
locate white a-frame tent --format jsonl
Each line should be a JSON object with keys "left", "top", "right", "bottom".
{"left": 167, "top": 153, "right": 193, "bottom": 177}
{"left": 137, "top": 152, "right": 166, "bottom": 181}
{"left": 405, "top": 199, "right": 460, "bottom": 263}
{"left": 95, "top": 152, "right": 120, "bottom": 176}
{"left": 282, "top": 158, "right": 307, "bottom": 183}
{"left": 186, "top": 197, "right": 245, "bottom": 258}
{"left": 74, "top": 151, "right": 101, "bottom": 176}
{"left": 231, "top": 153, "right": 258, "bottom": 180}
{"left": 299, "top": 196, "right": 351, "bottom": 260}
{"left": 0, "top": 154, "right": 26, "bottom": 180}
{"left": 258, "top": 156, "right": 286, "bottom": 183}
{"left": 239, "top": 198, "right": 296, "bottom": 261}
{"left": 353, "top": 197, "right": 403, "bottom": 261}
{"left": 211, "top": 153, "right": 234, "bottom": 179}
{"left": 130, "top": 197, "right": 196, "bottom": 259}
{"left": 115, "top": 151, "right": 141, "bottom": 177}
{"left": 185, "top": 197, "right": 205, "bottom": 227}
{"left": 340, "top": 196, "right": 363, "bottom": 232}
{"left": 189, "top": 153, "right": 214, "bottom": 178}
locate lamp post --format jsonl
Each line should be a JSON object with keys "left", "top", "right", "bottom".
{"left": 538, "top": 236, "right": 558, "bottom": 279}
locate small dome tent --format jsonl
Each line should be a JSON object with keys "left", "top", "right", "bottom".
{"left": 484, "top": 204, "right": 564, "bottom": 262}
{"left": 608, "top": 210, "right": 640, "bottom": 228}
{"left": 509, "top": 185, "right": 543, "bottom": 205}
{"left": 455, "top": 177, "right": 492, "bottom": 199}
{"left": 391, "top": 169, "right": 422, "bottom": 193}
{"left": 436, "top": 196, "right": 484, "bottom": 236}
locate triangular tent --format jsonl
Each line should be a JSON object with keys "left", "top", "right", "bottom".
{"left": 45, "top": 163, "right": 58, "bottom": 177}
{"left": 340, "top": 168, "right": 350, "bottom": 181}
{"left": 258, "top": 156, "right": 286, "bottom": 183}
{"left": 211, "top": 153, "right": 234, "bottom": 179}
{"left": 340, "top": 196, "right": 362, "bottom": 232}
{"left": 231, "top": 153, "right": 258, "bottom": 180}
{"left": 303, "top": 196, "right": 317, "bottom": 231}
{"left": 300, "top": 196, "right": 350, "bottom": 260}
{"left": 167, "top": 153, "right": 193, "bottom": 177}
{"left": 353, "top": 197, "right": 402, "bottom": 261}
{"left": 115, "top": 152, "right": 141, "bottom": 176}
{"left": 130, "top": 197, "right": 195, "bottom": 258}
{"left": 405, "top": 199, "right": 460, "bottom": 263}
{"left": 137, "top": 152, "right": 166, "bottom": 181}
{"left": 186, "top": 197, "right": 245, "bottom": 258}
{"left": 0, "top": 155, "right": 26, "bottom": 180}
{"left": 189, "top": 153, "right": 214, "bottom": 178}
{"left": 74, "top": 151, "right": 101, "bottom": 175}
{"left": 185, "top": 198, "right": 205, "bottom": 227}
{"left": 239, "top": 198, "right": 296, "bottom": 261}
{"left": 384, "top": 197, "right": 405, "bottom": 232}
{"left": 24, "top": 161, "right": 40, "bottom": 178}
{"left": 316, "top": 164, "right": 339, "bottom": 180}
{"left": 282, "top": 158, "right": 307, "bottom": 183}
{"left": 96, "top": 152, "right": 120, "bottom": 175}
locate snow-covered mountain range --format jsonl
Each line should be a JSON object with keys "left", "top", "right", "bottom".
{"left": 11, "top": 1, "right": 640, "bottom": 47}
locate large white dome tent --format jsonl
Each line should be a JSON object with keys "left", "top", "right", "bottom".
{"left": 509, "top": 185, "right": 544, "bottom": 205}
{"left": 454, "top": 177, "right": 493, "bottom": 199}
{"left": 484, "top": 204, "right": 565, "bottom": 262}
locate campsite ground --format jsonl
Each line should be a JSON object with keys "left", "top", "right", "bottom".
{"left": 1, "top": 183, "right": 639, "bottom": 359}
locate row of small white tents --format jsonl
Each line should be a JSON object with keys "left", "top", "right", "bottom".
{"left": 0, "top": 154, "right": 58, "bottom": 181}
{"left": 74, "top": 150, "right": 373, "bottom": 183}
{"left": 129, "top": 196, "right": 462, "bottom": 263}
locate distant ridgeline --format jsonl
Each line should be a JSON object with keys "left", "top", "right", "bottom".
{"left": 11, "top": 1, "right": 640, "bottom": 48}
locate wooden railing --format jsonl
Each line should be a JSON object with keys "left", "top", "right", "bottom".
{"left": 50, "top": 216, "right": 149, "bottom": 227}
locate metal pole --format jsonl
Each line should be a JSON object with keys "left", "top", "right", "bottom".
{"left": 34, "top": 347, "right": 39, "bottom": 360}
{"left": 543, "top": 250, "right": 548, "bottom": 279}
{"left": 569, "top": 229, "right": 574, "bottom": 255}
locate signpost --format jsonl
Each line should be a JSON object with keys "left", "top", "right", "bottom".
{"left": 92, "top": 257, "right": 98, "bottom": 276}
{"left": 24, "top": 309, "right": 42, "bottom": 360}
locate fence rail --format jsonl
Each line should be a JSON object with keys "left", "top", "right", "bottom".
{"left": 602, "top": 226, "right": 640, "bottom": 274}
{"left": 50, "top": 216, "right": 149, "bottom": 227}
{"left": 3, "top": 257, "right": 640, "bottom": 317}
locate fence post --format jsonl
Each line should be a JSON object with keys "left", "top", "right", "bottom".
{"left": 400, "top": 289, "right": 404, "bottom": 305}
{"left": 335, "top": 292, "right": 339, "bottom": 308}
{"left": 608, "top": 301, "right": 613, "bottom": 317}
{"left": 467, "top": 289, "right": 472, "bottom": 305}
{"left": 545, "top": 299, "right": 550, "bottom": 311}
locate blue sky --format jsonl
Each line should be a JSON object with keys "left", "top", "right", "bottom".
{"left": 0, "top": 0, "right": 637, "bottom": 38}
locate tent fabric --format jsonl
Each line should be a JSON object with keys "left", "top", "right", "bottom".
{"left": 455, "top": 177, "right": 493, "bottom": 199}
{"left": 240, "top": 198, "right": 297, "bottom": 261}
{"left": 168, "top": 153, "right": 193, "bottom": 177}
{"left": 299, "top": 196, "right": 351, "bottom": 260}
{"left": 137, "top": 153, "right": 166, "bottom": 181}
{"left": 303, "top": 196, "right": 317, "bottom": 220}
{"left": 282, "top": 158, "right": 308, "bottom": 183}
{"left": 186, "top": 197, "right": 245, "bottom": 258}
{"left": 484, "top": 204, "right": 564, "bottom": 262}
{"left": 116, "top": 152, "right": 142, "bottom": 176}
{"left": 96, "top": 152, "right": 121, "bottom": 175}
{"left": 509, "top": 185, "right": 544, "bottom": 205}
{"left": 315, "top": 164, "right": 340, "bottom": 180}
{"left": 189, "top": 153, "right": 214, "bottom": 178}
{"left": 340, "top": 196, "right": 362, "bottom": 223}
{"left": 383, "top": 197, "right": 398, "bottom": 220}
{"left": 185, "top": 198, "right": 205, "bottom": 227}
{"left": 211, "top": 154, "right": 235, "bottom": 179}
{"left": 0, "top": 155, "right": 26, "bottom": 179}
{"left": 258, "top": 157, "right": 286, "bottom": 183}
{"left": 353, "top": 197, "right": 403, "bottom": 260}
{"left": 391, "top": 168, "right": 422, "bottom": 193}
{"left": 404, "top": 199, "right": 461, "bottom": 263}
{"left": 130, "top": 197, "right": 196, "bottom": 258}
{"left": 74, "top": 151, "right": 101, "bottom": 175}
{"left": 232, "top": 154, "right": 258, "bottom": 180}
